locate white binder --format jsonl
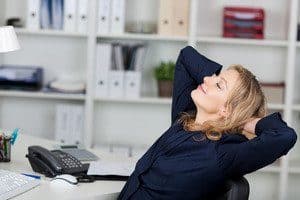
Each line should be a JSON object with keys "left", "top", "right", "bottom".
{"left": 64, "top": 0, "right": 77, "bottom": 32}
{"left": 26, "top": 0, "right": 41, "bottom": 30}
{"left": 108, "top": 70, "right": 125, "bottom": 98}
{"left": 77, "top": 0, "right": 88, "bottom": 33}
{"left": 55, "top": 104, "right": 84, "bottom": 145}
{"left": 95, "top": 43, "right": 112, "bottom": 98}
{"left": 52, "top": 0, "right": 64, "bottom": 30}
{"left": 55, "top": 104, "right": 69, "bottom": 144}
{"left": 158, "top": 0, "right": 173, "bottom": 35}
{"left": 124, "top": 71, "right": 141, "bottom": 98}
{"left": 69, "top": 105, "right": 84, "bottom": 145}
{"left": 97, "top": 0, "right": 111, "bottom": 34}
{"left": 110, "top": 0, "right": 125, "bottom": 34}
{"left": 40, "top": 0, "right": 51, "bottom": 29}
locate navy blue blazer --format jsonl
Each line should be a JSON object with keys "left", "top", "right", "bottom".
{"left": 118, "top": 46, "right": 297, "bottom": 200}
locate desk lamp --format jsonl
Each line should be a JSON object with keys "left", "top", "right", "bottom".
{"left": 0, "top": 26, "right": 20, "bottom": 53}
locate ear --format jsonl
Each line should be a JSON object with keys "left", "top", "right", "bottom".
{"left": 218, "top": 105, "right": 229, "bottom": 118}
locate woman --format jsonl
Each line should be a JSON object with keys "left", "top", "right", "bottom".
{"left": 118, "top": 46, "right": 297, "bottom": 200}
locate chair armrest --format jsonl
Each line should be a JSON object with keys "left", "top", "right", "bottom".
{"left": 208, "top": 177, "right": 250, "bottom": 200}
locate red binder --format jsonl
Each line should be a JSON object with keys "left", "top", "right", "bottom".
{"left": 224, "top": 19, "right": 263, "bottom": 31}
{"left": 223, "top": 31, "right": 264, "bottom": 39}
{"left": 223, "top": 6, "right": 265, "bottom": 39}
{"left": 224, "top": 7, "right": 264, "bottom": 21}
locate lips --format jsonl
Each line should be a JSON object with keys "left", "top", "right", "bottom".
{"left": 198, "top": 84, "right": 206, "bottom": 94}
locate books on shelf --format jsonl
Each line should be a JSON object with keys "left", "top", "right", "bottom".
{"left": 26, "top": 0, "right": 41, "bottom": 30}
{"left": 77, "top": 0, "right": 88, "bottom": 33}
{"left": 94, "top": 42, "right": 147, "bottom": 99}
{"left": 223, "top": 7, "right": 265, "bottom": 39}
{"left": 40, "top": 0, "right": 51, "bottom": 29}
{"left": 64, "top": 0, "right": 77, "bottom": 32}
{"left": 52, "top": 0, "right": 64, "bottom": 30}
{"left": 55, "top": 104, "right": 84, "bottom": 145}
{"left": 261, "top": 82, "right": 285, "bottom": 104}
{"left": 158, "top": 0, "right": 190, "bottom": 36}
{"left": 97, "top": 0, "right": 126, "bottom": 34}
{"left": 110, "top": 0, "right": 125, "bottom": 34}
{"left": 98, "top": 0, "right": 110, "bottom": 34}
{"left": 26, "top": 0, "right": 88, "bottom": 32}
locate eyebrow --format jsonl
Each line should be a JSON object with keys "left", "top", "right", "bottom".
{"left": 220, "top": 76, "right": 228, "bottom": 89}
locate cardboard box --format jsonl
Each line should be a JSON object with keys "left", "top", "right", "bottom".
{"left": 260, "top": 82, "right": 285, "bottom": 104}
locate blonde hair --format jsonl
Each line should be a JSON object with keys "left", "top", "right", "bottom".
{"left": 179, "top": 64, "right": 267, "bottom": 141}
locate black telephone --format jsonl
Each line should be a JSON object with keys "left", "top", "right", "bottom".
{"left": 26, "top": 145, "right": 89, "bottom": 178}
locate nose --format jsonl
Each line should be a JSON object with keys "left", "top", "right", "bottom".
{"left": 204, "top": 74, "right": 217, "bottom": 84}
{"left": 203, "top": 76, "right": 211, "bottom": 84}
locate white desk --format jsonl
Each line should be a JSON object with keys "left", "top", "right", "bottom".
{"left": 0, "top": 134, "right": 138, "bottom": 200}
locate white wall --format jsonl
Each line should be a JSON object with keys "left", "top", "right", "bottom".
{"left": 4, "top": 0, "right": 26, "bottom": 26}
{"left": 0, "top": 0, "right": 5, "bottom": 26}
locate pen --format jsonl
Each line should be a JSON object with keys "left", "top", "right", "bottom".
{"left": 10, "top": 128, "right": 19, "bottom": 145}
{"left": 21, "top": 173, "right": 41, "bottom": 179}
{"left": 3, "top": 136, "right": 7, "bottom": 158}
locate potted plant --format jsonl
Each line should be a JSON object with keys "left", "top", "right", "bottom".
{"left": 154, "top": 61, "right": 175, "bottom": 97}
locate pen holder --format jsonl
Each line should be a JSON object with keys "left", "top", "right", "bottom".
{"left": 0, "top": 134, "right": 11, "bottom": 162}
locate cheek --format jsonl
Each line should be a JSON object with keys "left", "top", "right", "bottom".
{"left": 191, "top": 89, "right": 226, "bottom": 113}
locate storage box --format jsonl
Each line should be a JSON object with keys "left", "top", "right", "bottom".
{"left": 223, "top": 6, "right": 265, "bottom": 39}
{"left": 260, "top": 82, "right": 285, "bottom": 104}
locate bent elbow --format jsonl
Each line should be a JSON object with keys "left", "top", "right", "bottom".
{"left": 282, "top": 128, "right": 297, "bottom": 155}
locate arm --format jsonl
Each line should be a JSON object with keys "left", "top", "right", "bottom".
{"left": 171, "top": 46, "right": 222, "bottom": 124}
{"left": 218, "top": 112, "right": 297, "bottom": 177}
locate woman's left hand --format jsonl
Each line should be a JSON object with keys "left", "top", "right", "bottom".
{"left": 242, "top": 118, "right": 261, "bottom": 139}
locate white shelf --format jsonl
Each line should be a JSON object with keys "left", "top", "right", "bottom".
{"left": 288, "top": 167, "right": 300, "bottom": 174}
{"left": 258, "top": 165, "right": 281, "bottom": 173}
{"left": 94, "top": 98, "right": 284, "bottom": 108}
{"left": 94, "top": 96, "right": 172, "bottom": 104}
{"left": 292, "top": 104, "right": 300, "bottom": 111}
{"left": 0, "top": 90, "right": 85, "bottom": 100}
{"left": 267, "top": 103, "right": 285, "bottom": 110}
{"left": 98, "top": 33, "right": 188, "bottom": 42}
{"left": 15, "top": 28, "right": 88, "bottom": 37}
{"left": 288, "top": 160, "right": 300, "bottom": 174}
{"left": 196, "top": 36, "right": 288, "bottom": 47}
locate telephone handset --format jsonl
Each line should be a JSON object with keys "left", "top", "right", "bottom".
{"left": 26, "top": 145, "right": 89, "bottom": 178}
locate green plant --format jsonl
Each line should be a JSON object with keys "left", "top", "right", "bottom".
{"left": 154, "top": 61, "right": 176, "bottom": 81}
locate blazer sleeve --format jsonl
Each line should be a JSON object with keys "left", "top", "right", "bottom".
{"left": 171, "top": 46, "right": 222, "bottom": 124}
{"left": 217, "top": 112, "right": 297, "bottom": 177}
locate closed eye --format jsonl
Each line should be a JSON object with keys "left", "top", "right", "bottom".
{"left": 216, "top": 83, "right": 222, "bottom": 89}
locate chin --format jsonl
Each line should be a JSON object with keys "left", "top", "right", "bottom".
{"left": 191, "top": 89, "right": 202, "bottom": 108}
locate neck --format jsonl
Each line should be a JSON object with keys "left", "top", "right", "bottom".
{"left": 195, "top": 109, "right": 220, "bottom": 125}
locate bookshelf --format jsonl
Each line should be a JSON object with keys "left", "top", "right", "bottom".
{"left": 14, "top": 28, "right": 88, "bottom": 37}
{"left": 0, "top": 90, "right": 85, "bottom": 100}
{"left": 1, "top": 0, "right": 300, "bottom": 199}
{"left": 196, "top": 36, "right": 288, "bottom": 47}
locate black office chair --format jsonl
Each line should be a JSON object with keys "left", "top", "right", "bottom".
{"left": 208, "top": 177, "right": 250, "bottom": 200}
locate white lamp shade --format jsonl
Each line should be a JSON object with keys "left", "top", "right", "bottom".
{"left": 0, "top": 26, "right": 20, "bottom": 53}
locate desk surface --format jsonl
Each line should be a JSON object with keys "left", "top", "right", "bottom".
{"left": 1, "top": 134, "right": 138, "bottom": 200}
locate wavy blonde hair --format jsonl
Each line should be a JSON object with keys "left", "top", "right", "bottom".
{"left": 179, "top": 64, "right": 267, "bottom": 141}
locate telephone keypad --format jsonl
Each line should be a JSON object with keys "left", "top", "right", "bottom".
{"left": 51, "top": 150, "right": 83, "bottom": 173}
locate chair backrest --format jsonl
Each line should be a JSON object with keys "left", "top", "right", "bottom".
{"left": 224, "top": 177, "right": 249, "bottom": 200}
{"left": 209, "top": 177, "right": 250, "bottom": 200}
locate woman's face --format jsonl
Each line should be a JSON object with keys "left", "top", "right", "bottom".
{"left": 191, "top": 69, "right": 240, "bottom": 117}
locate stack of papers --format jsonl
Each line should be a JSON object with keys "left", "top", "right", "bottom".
{"left": 87, "top": 160, "right": 136, "bottom": 176}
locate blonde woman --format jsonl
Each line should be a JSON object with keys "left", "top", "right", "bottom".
{"left": 118, "top": 46, "right": 297, "bottom": 200}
